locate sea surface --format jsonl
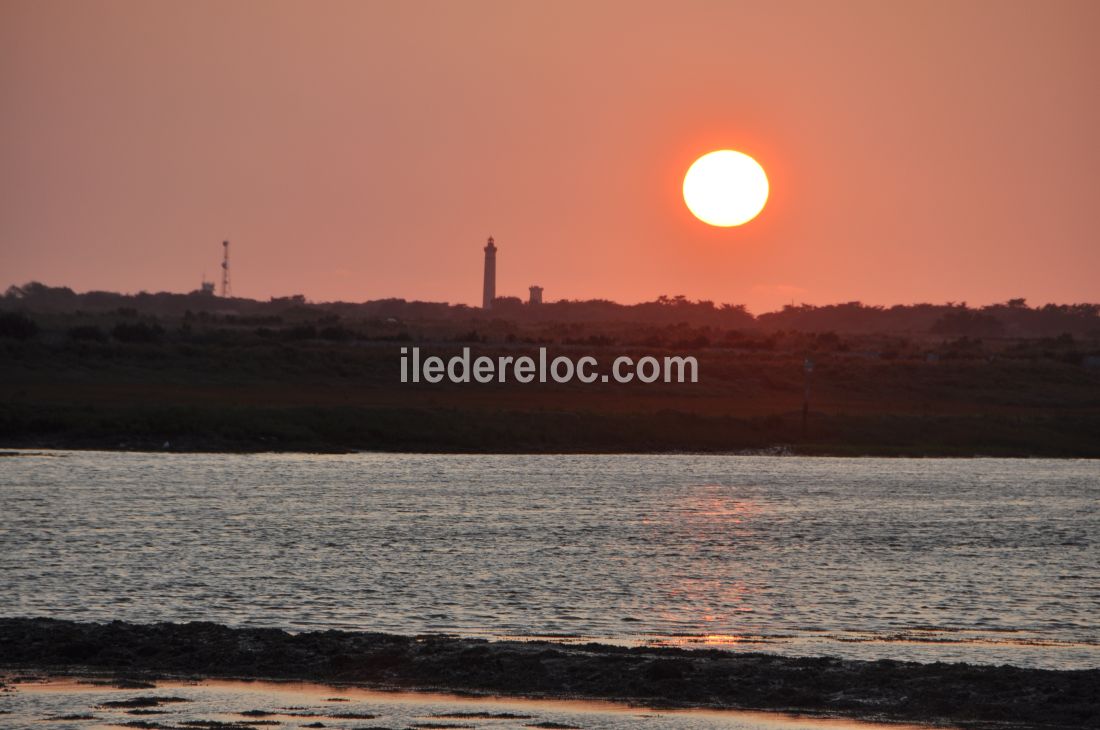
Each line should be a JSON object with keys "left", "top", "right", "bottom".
{"left": 1, "top": 450, "right": 1097, "bottom": 670}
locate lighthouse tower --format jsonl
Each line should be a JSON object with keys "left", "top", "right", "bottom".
{"left": 482, "top": 236, "right": 497, "bottom": 309}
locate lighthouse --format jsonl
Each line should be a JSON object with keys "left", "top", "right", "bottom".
{"left": 482, "top": 236, "right": 497, "bottom": 309}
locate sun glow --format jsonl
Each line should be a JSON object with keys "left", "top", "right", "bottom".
{"left": 682, "top": 150, "right": 769, "bottom": 227}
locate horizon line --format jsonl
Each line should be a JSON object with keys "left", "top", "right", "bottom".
{"left": 4, "top": 281, "right": 1098, "bottom": 317}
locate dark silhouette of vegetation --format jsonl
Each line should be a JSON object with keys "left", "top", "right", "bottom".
{"left": 1, "top": 283, "right": 1098, "bottom": 456}
{"left": 111, "top": 321, "right": 165, "bottom": 344}
{"left": 931, "top": 310, "right": 1005, "bottom": 337}
{"left": 68, "top": 325, "right": 108, "bottom": 342}
{"left": 0, "top": 311, "right": 38, "bottom": 340}
{"left": 4, "top": 283, "right": 1097, "bottom": 337}
{"left": 319, "top": 325, "right": 354, "bottom": 342}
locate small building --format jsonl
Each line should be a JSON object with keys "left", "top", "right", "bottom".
{"left": 528, "top": 285, "right": 543, "bottom": 305}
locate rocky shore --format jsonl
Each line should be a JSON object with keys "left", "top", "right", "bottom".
{"left": 1, "top": 618, "right": 1097, "bottom": 729}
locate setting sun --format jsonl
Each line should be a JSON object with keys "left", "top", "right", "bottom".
{"left": 683, "top": 150, "right": 769, "bottom": 227}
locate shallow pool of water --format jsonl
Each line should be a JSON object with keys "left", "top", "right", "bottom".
{"left": 1, "top": 676, "right": 945, "bottom": 730}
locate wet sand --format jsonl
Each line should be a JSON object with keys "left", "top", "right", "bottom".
{"left": 1, "top": 618, "right": 1096, "bottom": 729}
{"left": 2, "top": 675, "right": 946, "bottom": 730}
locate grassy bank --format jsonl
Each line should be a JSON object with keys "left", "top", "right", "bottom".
{"left": 2, "top": 308, "right": 1099, "bottom": 456}
{"left": 3, "top": 402, "right": 1100, "bottom": 456}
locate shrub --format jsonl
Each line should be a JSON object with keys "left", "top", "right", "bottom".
{"left": 320, "top": 326, "right": 353, "bottom": 342}
{"left": 68, "top": 325, "right": 107, "bottom": 342}
{"left": 283, "top": 325, "right": 317, "bottom": 341}
{"left": 0, "top": 312, "right": 38, "bottom": 340}
{"left": 111, "top": 321, "right": 164, "bottom": 344}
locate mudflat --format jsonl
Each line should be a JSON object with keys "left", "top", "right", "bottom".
{"left": 1, "top": 618, "right": 1096, "bottom": 729}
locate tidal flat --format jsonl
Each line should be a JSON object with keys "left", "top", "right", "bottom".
{"left": 1, "top": 618, "right": 1098, "bottom": 729}
{"left": 0, "top": 674, "right": 952, "bottom": 730}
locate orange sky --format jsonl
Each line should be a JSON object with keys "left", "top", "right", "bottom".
{"left": 2, "top": 0, "right": 1097, "bottom": 313}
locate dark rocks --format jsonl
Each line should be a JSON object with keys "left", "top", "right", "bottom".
{"left": 98, "top": 696, "right": 191, "bottom": 709}
{"left": 79, "top": 677, "right": 157, "bottom": 689}
{"left": 430, "top": 713, "right": 534, "bottom": 719}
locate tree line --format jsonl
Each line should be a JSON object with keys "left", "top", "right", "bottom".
{"left": 3, "top": 282, "right": 1098, "bottom": 337}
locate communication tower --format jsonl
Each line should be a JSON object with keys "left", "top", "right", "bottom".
{"left": 220, "top": 240, "right": 232, "bottom": 298}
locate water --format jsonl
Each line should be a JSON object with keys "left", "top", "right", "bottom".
{"left": 0, "top": 677, "right": 938, "bottom": 730}
{"left": 1, "top": 450, "right": 1097, "bottom": 670}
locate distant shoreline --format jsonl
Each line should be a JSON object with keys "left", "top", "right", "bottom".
{"left": 2, "top": 443, "right": 1099, "bottom": 459}
{"left": 5, "top": 294, "right": 1099, "bottom": 460}
{"left": 1, "top": 618, "right": 1096, "bottom": 730}
{"left": 4, "top": 402, "right": 1100, "bottom": 459}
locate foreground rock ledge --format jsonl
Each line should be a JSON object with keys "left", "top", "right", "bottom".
{"left": 1, "top": 618, "right": 1096, "bottom": 729}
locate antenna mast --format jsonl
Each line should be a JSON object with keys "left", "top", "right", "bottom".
{"left": 220, "top": 240, "right": 231, "bottom": 297}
